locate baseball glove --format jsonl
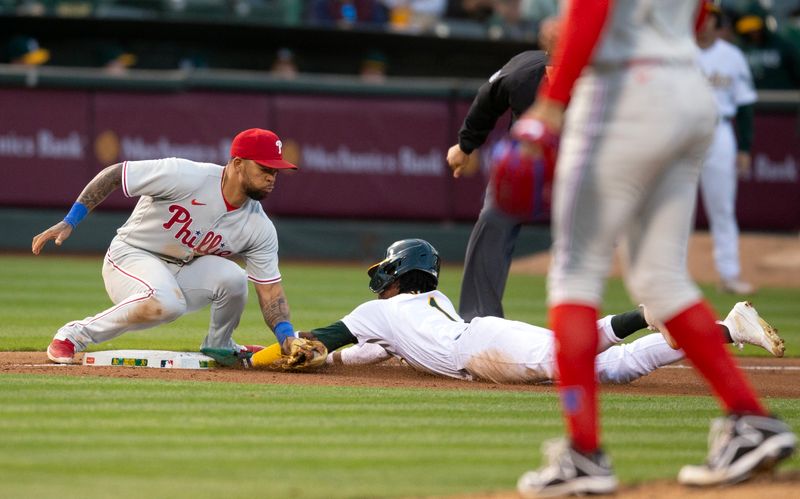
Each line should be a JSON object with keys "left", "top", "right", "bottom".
{"left": 274, "top": 337, "right": 328, "bottom": 371}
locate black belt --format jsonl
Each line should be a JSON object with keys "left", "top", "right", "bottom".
{"left": 159, "top": 255, "right": 187, "bottom": 266}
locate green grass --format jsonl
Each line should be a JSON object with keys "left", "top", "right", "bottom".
{"left": 0, "top": 375, "right": 797, "bottom": 499}
{"left": 1, "top": 253, "right": 799, "bottom": 497}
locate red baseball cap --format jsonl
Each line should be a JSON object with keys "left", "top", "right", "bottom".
{"left": 230, "top": 128, "right": 297, "bottom": 169}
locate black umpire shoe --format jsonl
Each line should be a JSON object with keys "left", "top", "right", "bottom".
{"left": 678, "top": 414, "right": 797, "bottom": 486}
{"left": 517, "top": 438, "right": 618, "bottom": 498}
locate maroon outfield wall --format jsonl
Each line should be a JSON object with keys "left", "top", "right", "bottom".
{"left": 0, "top": 87, "right": 798, "bottom": 230}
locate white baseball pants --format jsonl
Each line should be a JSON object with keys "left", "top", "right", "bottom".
{"left": 700, "top": 120, "right": 741, "bottom": 281}
{"left": 547, "top": 65, "right": 717, "bottom": 321}
{"left": 454, "top": 315, "right": 684, "bottom": 384}
{"left": 55, "top": 239, "right": 248, "bottom": 351}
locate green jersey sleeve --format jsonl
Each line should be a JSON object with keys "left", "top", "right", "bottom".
{"left": 307, "top": 321, "right": 358, "bottom": 351}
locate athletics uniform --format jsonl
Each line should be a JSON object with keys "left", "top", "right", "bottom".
{"left": 54, "top": 158, "right": 282, "bottom": 353}
{"left": 311, "top": 290, "right": 683, "bottom": 384}
{"left": 697, "top": 38, "right": 757, "bottom": 289}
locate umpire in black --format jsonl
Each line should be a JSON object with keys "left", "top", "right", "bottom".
{"left": 446, "top": 49, "right": 548, "bottom": 322}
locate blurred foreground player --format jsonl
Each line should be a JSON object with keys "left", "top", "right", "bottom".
{"left": 503, "top": 0, "right": 796, "bottom": 495}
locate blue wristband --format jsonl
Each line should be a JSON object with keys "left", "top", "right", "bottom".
{"left": 274, "top": 321, "right": 295, "bottom": 344}
{"left": 63, "top": 202, "right": 88, "bottom": 228}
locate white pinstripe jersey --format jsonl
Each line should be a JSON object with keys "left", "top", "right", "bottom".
{"left": 114, "top": 158, "right": 281, "bottom": 284}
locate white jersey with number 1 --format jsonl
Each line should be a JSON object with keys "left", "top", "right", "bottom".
{"left": 341, "top": 291, "right": 470, "bottom": 378}
{"left": 338, "top": 291, "right": 683, "bottom": 384}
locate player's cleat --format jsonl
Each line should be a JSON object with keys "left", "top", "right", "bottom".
{"left": 242, "top": 345, "right": 266, "bottom": 354}
{"left": 678, "top": 414, "right": 796, "bottom": 487}
{"left": 201, "top": 348, "right": 253, "bottom": 368}
{"left": 719, "top": 278, "right": 755, "bottom": 296}
{"left": 47, "top": 338, "right": 77, "bottom": 364}
{"left": 517, "top": 438, "right": 618, "bottom": 498}
{"left": 722, "top": 301, "right": 785, "bottom": 357}
{"left": 639, "top": 304, "right": 678, "bottom": 349}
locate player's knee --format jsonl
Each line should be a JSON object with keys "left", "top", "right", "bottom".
{"left": 131, "top": 292, "right": 186, "bottom": 324}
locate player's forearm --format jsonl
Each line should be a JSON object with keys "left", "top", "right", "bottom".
{"left": 328, "top": 342, "right": 391, "bottom": 366}
{"left": 76, "top": 163, "right": 123, "bottom": 212}
{"left": 261, "top": 296, "right": 290, "bottom": 329}
{"left": 302, "top": 321, "right": 358, "bottom": 352}
{"left": 255, "top": 282, "right": 292, "bottom": 335}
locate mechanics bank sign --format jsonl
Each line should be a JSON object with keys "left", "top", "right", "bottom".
{"left": 301, "top": 144, "right": 443, "bottom": 176}
{"left": 749, "top": 154, "right": 798, "bottom": 182}
{"left": 0, "top": 129, "right": 83, "bottom": 159}
{"left": 93, "top": 130, "right": 230, "bottom": 165}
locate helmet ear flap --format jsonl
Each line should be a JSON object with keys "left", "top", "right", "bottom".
{"left": 367, "top": 239, "right": 440, "bottom": 293}
{"left": 368, "top": 257, "right": 403, "bottom": 293}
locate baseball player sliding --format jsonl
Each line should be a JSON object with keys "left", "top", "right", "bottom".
{"left": 697, "top": 2, "right": 758, "bottom": 295}
{"left": 32, "top": 128, "right": 300, "bottom": 364}
{"left": 205, "top": 239, "right": 784, "bottom": 386}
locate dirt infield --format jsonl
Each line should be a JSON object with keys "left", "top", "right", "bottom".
{"left": 2, "top": 352, "right": 799, "bottom": 498}
{"left": 2, "top": 352, "right": 799, "bottom": 398}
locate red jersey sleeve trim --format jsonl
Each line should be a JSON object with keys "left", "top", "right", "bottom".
{"left": 121, "top": 160, "right": 130, "bottom": 197}
{"left": 541, "top": 0, "right": 612, "bottom": 104}
{"left": 248, "top": 275, "right": 282, "bottom": 284}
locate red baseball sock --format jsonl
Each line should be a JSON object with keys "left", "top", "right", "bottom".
{"left": 664, "top": 301, "right": 765, "bottom": 415}
{"left": 550, "top": 303, "right": 600, "bottom": 453}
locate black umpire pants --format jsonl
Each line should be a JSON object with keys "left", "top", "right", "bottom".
{"left": 459, "top": 189, "right": 521, "bottom": 322}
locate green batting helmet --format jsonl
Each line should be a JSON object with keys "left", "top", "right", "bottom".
{"left": 367, "top": 239, "right": 440, "bottom": 293}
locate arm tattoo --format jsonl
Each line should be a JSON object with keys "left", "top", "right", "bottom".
{"left": 261, "top": 295, "right": 290, "bottom": 330}
{"left": 76, "top": 163, "right": 123, "bottom": 211}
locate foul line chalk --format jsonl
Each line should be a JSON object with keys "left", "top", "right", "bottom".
{"left": 665, "top": 365, "right": 800, "bottom": 371}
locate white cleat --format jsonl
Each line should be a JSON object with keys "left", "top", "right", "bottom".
{"left": 723, "top": 301, "right": 785, "bottom": 357}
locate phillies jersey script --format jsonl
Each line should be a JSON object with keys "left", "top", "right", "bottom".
{"left": 115, "top": 158, "right": 280, "bottom": 283}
